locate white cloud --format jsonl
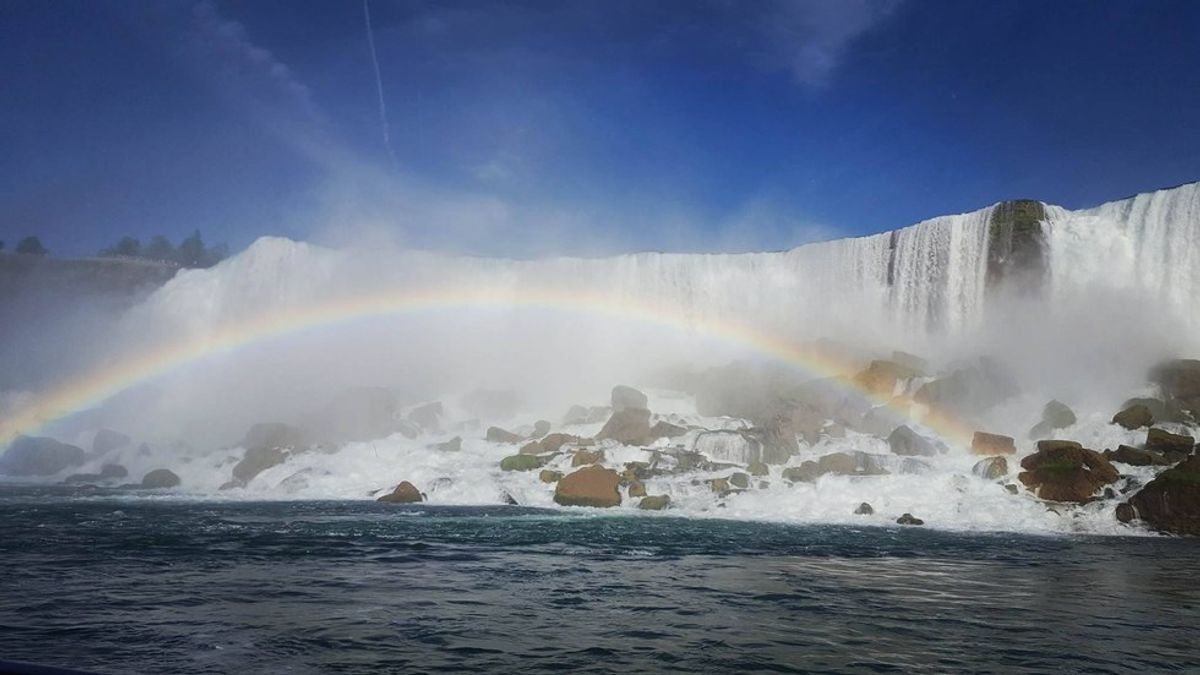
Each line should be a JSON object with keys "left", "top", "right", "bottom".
{"left": 753, "top": 0, "right": 903, "bottom": 86}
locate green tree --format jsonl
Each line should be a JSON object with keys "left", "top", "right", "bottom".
{"left": 177, "top": 229, "right": 207, "bottom": 268}
{"left": 144, "top": 236, "right": 177, "bottom": 263}
{"left": 101, "top": 236, "right": 141, "bottom": 258}
{"left": 15, "top": 236, "right": 47, "bottom": 256}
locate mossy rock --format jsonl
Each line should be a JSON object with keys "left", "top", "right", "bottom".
{"left": 500, "top": 454, "right": 544, "bottom": 472}
{"left": 638, "top": 495, "right": 671, "bottom": 511}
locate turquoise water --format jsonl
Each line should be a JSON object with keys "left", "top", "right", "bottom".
{"left": 2, "top": 486, "right": 1199, "bottom": 673}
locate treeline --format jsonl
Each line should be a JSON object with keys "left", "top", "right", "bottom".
{"left": 99, "top": 230, "right": 229, "bottom": 268}
{"left": 1, "top": 231, "right": 230, "bottom": 269}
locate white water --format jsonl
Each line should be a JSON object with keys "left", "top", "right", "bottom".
{"left": 13, "top": 182, "right": 1200, "bottom": 536}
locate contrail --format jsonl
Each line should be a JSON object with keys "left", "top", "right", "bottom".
{"left": 363, "top": 0, "right": 398, "bottom": 167}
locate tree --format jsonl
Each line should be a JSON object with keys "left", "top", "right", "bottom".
{"left": 177, "top": 229, "right": 206, "bottom": 268}
{"left": 15, "top": 236, "right": 47, "bottom": 256}
{"left": 144, "top": 236, "right": 177, "bottom": 263}
{"left": 101, "top": 236, "right": 141, "bottom": 258}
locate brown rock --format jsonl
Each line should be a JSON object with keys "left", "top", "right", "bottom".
{"left": 1145, "top": 428, "right": 1194, "bottom": 457}
{"left": 638, "top": 495, "right": 671, "bottom": 510}
{"left": 1108, "top": 445, "right": 1169, "bottom": 467}
{"left": 1112, "top": 404, "right": 1153, "bottom": 430}
{"left": 1018, "top": 442, "right": 1119, "bottom": 503}
{"left": 896, "top": 513, "right": 924, "bottom": 526}
{"left": 747, "top": 462, "right": 770, "bottom": 477}
{"left": 486, "top": 426, "right": 524, "bottom": 443}
{"left": 377, "top": 480, "right": 423, "bottom": 503}
{"left": 628, "top": 480, "right": 647, "bottom": 498}
{"left": 971, "top": 431, "right": 1015, "bottom": 456}
{"left": 888, "top": 425, "right": 940, "bottom": 457}
{"left": 1125, "top": 455, "right": 1200, "bottom": 534}
{"left": 572, "top": 449, "right": 605, "bottom": 467}
{"left": 596, "top": 407, "right": 652, "bottom": 445}
{"left": 972, "top": 456, "right": 1008, "bottom": 480}
{"left": 539, "top": 469, "right": 563, "bottom": 483}
{"left": 854, "top": 360, "right": 919, "bottom": 397}
{"left": 553, "top": 465, "right": 622, "bottom": 508}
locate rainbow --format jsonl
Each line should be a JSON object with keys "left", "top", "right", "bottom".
{"left": 0, "top": 286, "right": 976, "bottom": 448}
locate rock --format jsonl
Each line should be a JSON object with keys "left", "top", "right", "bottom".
{"left": 563, "top": 405, "right": 590, "bottom": 425}
{"left": 707, "top": 477, "right": 731, "bottom": 493}
{"left": 461, "top": 389, "right": 520, "bottom": 421}
{"left": 0, "top": 436, "right": 85, "bottom": 476}
{"left": 539, "top": 469, "right": 563, "bottom": 483}
{"left": 92, "top": 429, "right": 131, "bottom": 456}
{"left": 324, "top": 387, "right": 401, "bottom": 442}
{"left": 486, "top": 426, "right": 524, "bottom": 444}
{"left": 1018, "top": 441, "right": 1119, "bottom": 503}
{"left": 693, "top": 430, "right": 762, "bottom": 465}
{"left": 522, "top": 433, "right": 580, "bottom": 455}
{"left": 628, "top": 480, "right": 647, "bottom": 498}
{"left": 571, "top": 449, "right": 605, "bottom": 467}
{"left": 891, "top": 350, "right": 929, "bottom": 374}
{"left": 648, "top": 420, "right": 687, "bottom": 440}
{"left": 530, "top": 420, "right": 552, "bottom": 439}
{"left": 971, "top": 431, "right": 1015, "bottom": 456}
{"left": 141, "top": 469, "right": 180, "bottom": 489}
{"left": 500, "top": 454, "right": 544, "bottom": 472}
{"left": 986, "top": 199, "right": 1048, "bottom": 293}
{"left": 729, "top": 472, "right": 750, "bottom": 489}
{"left": 1030, "top": 400, "right": 1076, "bottom": 439}
{"left": 750, "top": 417, "right": 800, "bottom": 464}
{"left": 638, "top": 495, "right": 671, "bottom": 510}
{"left": 896, "top": 513, "right": 924, "bottom": 526}
{"left": 1145, "top": 428, "right": 1194, "bottom": 457}
{"left": 1112, "top": 404, "right": 1154, "bottom": 430}
{"left": 972, "top": 456, "right": 1009, "bottom": 480}
{"left": 501, "top": 492, "right": 519, "bottom": 506}
{"left": 1115, "top": 502, "right": 1136, "bottom": 524}
{"left": 243, "top": 423, "right": 306, "bottom": 452}
{"left": 1108, "top": 444, "right": 1169, "bottom": 467}
{"left": 781, "top": 452, "right": 889, "bottom": 482}
{"left": 64, "top": 463, "right": 129, "bottom": 485}
{"left": 914, "top": 357, "right": 1017, "bottom": 418}
{"left": 554, "top": 465, "right": 622, "bottom": 507}
{"left": 854, "top": 502, "right": 874, "bottom": 515}
{"left": 1150, "top": 359, "right": 1200, "bottom": 400}
{"left": 854, "top": 360, "right": 919, "bottom": 397}
{"left": 888, "top": 425, "right": 940, "bottom": 457}
{"left": 406, "top": 401, "right": 443, "bottom": 433}
{"left": 431, "top": 436, "right": 462, "bottom": 453}
{"left": 611, "top": 385, "right": 649, "bottom": 413}
{"left": 747, "top": 462, "right": 770, "bottom": 477}
{"left": 1005, "top": 483, "right": 1020, "bottom": 495}
{"left": 857, "top": 406, "right": 907, "bottom": 439}
{"left": 100, "top": 463, "right": 128, "bottom": 478}
{"left": 1124, "top": 456, "right": 1200, "bottom": 534}
{"left": 596, "top": 407, "right": 652, "bottom": 445}
{"left": 231, "top": 446, "right": 287, "bottom": 487}
{"left": 377, "top": 481, "right": 423, "bottom": 503}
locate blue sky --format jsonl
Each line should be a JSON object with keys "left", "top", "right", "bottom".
{"left": 2, "top": 0, "right": 1198, "bottom": 258}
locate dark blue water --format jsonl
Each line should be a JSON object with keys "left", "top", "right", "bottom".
{"left": 2, "top": 486, "right": 1199, "bottom": 674}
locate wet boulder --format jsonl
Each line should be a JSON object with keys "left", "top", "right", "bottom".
{"left": 539, "top": 469, "right": 563, "bottom": 483}
{"left": 1150, "top": 359, "right": 1200, "bottom": 401}
{"left": 627, "top": 480, "right": 647, "bottom": 498}
{"left": 500, "top": 454, "right": 544, "bottom": 472}
{"left": 0, "top": 436, "right": 85, "bottom": 476}
{"left": 1018, "top": 440, "right": 1119, "bottom": 503}
{"left": 638, "top": 495, "right": 671, "bottom": 510}
{"left": 406, "top": 401, "right": 443, "bottom": 434}
{"left": 611, "top": 385, "right": 649, "bottom": 413}
{"left": 521, "top": 433, "right": 579, "bottom": 455}
{"left": 648, "top": 420, "right": 687, "bottom": 440}
{"left": 64, "top": 463, "right": 129, "bottom": 485}
{"left": 781, "top": 452, "right": 889, "bottom": 482}
{"left": 230, "top": 446, "right": 287, "bottom": 487}
{"left": 377, "top": 481, "right": 423, "bottom": 504}
{"left": 529, "top": 420, "right": 552, "bottom": 439}
{"left": 1112, "top": 404, "right": 1154, "bottom": 430}
{"left": 1107, "top": 445, "right": 1170, "bottom": 467}
{"left": 914, "top": 357, "right": 1017, "bottom": 418}
{"left": 747, "top": 462, "right": 770, "bottom": 477}
{"left": 1029, "top": 400, "right": 1076, "bottom": 439}
{"left": 431, "top": 436, "right": 462, "bottom": 453}
{"left": 854, "top": 502, "right": 874, "bottom": 515}
{"left": 1122, "top": 456, "right": 1200, "bottom": 535}
{"left": 729, "top": 472, "right": 750, "bottom": 489}
{"left": 596, "top": 407, "right": 652, "bottom": 445}
{"left": 749, "top": 416, "right": 801, "bottom": 464}
{"left": 486, "top": 426, "right": 524, "bottom": 444}
{"left": 887, "top": 425, "right": 940, "bottom": 457}
{"left": 896, "top": 513, "right": 924, "bottom": 526}
{"left": 141, "top": 468, "right": 180, "bottom": 489}
{"left": 92, "top": 429, "right": 131, "bottom": 457}
{"left": 971, "top": 431, "right": 1015, "bottom": 456}
{"left": 972, "top": 456, "right": 1009, "bottom": 480}
{"left": 571, "top": 449, "right": 605, "bottom": 467}
{"left": 1145, "top": 428, "right": 1194, "bottom": 459}
{"left": 553, "top": 465, "right": 622, "bottom": 508}
{"left": 324, "top": 387, "right": 401, "bottom": 442}
{"left": 854, "top": 360, "right": 919, "bottom": 397}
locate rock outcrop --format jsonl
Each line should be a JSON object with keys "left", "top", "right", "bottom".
{"left": 1122, "top": 456, "right": 1200, "bottom": 535}
{"left": 141, "top": 468, "right": 180, "bottom": 489}
{"left": 553, "top": 465, "right": 621, "bottom": 507}
{"left": 887, "top": 425, "right": 940, "bottom": 457}
{"left": 1018, "top": 440, "right": 1119, "bottom": 503}
{"left": 611, "top": 385, "right": 649, "bottom": 413}
{"left": 1, "top": 436, "right": 86, "bottom": 476}
{"left": 377, "top": 481, "right": 424, "bottom": 503}
{"left": 596, "top": 407, "right": 652, "bottom": 445}
{"left": 971, "top": 431, "right": 1015, "bottom": 456}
